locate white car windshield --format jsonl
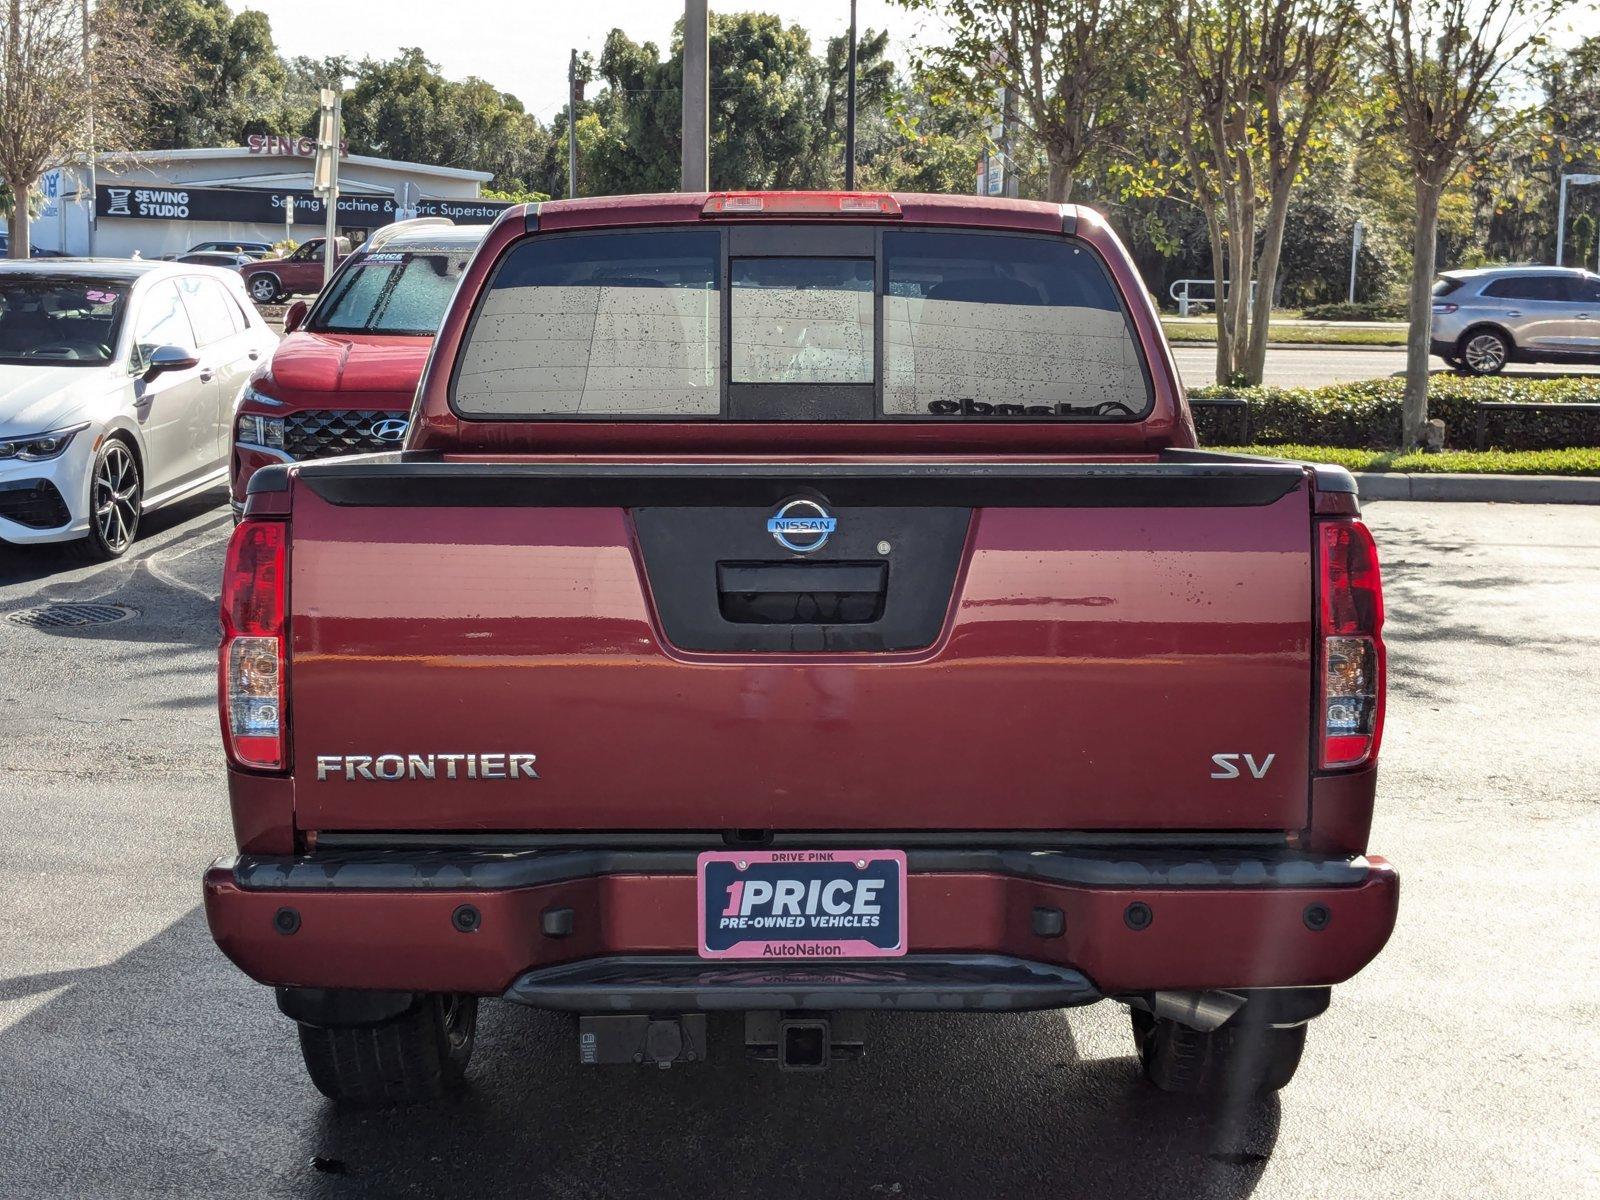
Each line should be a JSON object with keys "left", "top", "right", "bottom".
{"left": 0, "top": 278, "right": 130, "bottom": 366}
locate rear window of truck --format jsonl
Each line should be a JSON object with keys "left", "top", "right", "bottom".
{"left": 451, "top": 226, "right": 1151, "bottom": 421}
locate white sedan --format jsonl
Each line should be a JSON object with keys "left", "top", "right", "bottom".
{"left": 0, "top": 260, "right": 276, "bottom": 560}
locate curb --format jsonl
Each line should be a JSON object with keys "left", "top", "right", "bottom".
{"left": 1167, "top": 340, "right": 1405, "bottom": 351}
{"left": 1164, "top": 319, "right": 1406, "bottom": 331}
{"left": 1355, "top": 472, "right": 1600, "bottom": 504}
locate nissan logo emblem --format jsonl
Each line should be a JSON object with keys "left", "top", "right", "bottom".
{"left": 370, "top": 418, "right": 409, "bottom": 443}
{"left": 766, "top": 498, "right": 837, "bottom": 554}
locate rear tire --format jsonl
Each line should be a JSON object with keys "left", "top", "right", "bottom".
{"left": 1131, "top": 1007, "right": 1306, "bottom": 1097}
{"left": 297, "top": 993, "right": 478, "bottom": 1106}
{"left": 1459, "top": 329, "right": 1511, "bottom": 375}
{"left": 248, "top": 273, "right": 282, "bottom": 304}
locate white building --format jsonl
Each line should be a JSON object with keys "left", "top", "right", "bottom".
{"left": 34, "top": 144, "right": 509, "bottom": 259}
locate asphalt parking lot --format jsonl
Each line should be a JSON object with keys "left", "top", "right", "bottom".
{"left": 1, "top": 497, "right": 1598, "bottom": 1199}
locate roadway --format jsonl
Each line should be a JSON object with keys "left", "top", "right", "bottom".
{"left": 2, "top": 498, "right": 1597, "bottom": 1199}
{"left": 1170, "top": 343, "right": 1600, "bottom": 388}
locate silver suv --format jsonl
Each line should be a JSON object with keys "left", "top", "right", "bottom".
{"left": 1431, "top": 266, "right": 1600, "bottom": 375}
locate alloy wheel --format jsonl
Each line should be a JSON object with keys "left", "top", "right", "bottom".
{"left": 1463, "top": 333, "right": 1507, "bottom": 374}
{"left": 92, "top": 442, "right": 140, "bottom": 554}
{"left": 249, "top": 275, "right": 279, "bottom": 303}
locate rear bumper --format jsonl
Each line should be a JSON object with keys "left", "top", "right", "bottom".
{"left": 203, "top": 847, "right": 1399, "bottom": 1007}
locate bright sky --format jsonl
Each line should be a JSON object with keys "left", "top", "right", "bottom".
{"left": 241, "top": 0, "right": 1598, "bottom": 129}
{"left": 248, "top": 1, "right": 944, "bottom": 124}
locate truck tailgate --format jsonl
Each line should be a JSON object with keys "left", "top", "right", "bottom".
{"left": 284, "top": 461, "right": 1314, "bottom": 834}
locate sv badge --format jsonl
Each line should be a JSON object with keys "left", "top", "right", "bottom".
{"left": 1210, "top": 752, "right": 1276, "bottom": 780}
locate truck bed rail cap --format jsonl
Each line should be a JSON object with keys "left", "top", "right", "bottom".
{"left": 290, "top": 457, "right": 1307, "bottom": 510}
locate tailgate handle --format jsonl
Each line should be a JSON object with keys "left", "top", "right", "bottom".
{"left": 716, "top": 561, "right": 887, "bottom": 625}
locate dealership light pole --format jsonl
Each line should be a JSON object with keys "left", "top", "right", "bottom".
{"left": 682, "top": 0, "right": 709, "bottom": 191}
{"left": 1555, "top": 173, "right": 1600, "bottom": 267}
{"left": 844, "top": 0, "right": 857, "bottom": 190}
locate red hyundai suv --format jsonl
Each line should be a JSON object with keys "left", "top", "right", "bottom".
{"left": 230, "top": 221, "right": 488, "bottom": 515}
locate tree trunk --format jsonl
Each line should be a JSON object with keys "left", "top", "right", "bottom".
{"left": 1224, "top": 131, "right": 1256, "bottom": 383}
{"left": 1244, "top": 178, "right": 1294, "bottom": 386}
{"left": 1403, "top": 177, "right": 1442, "bottom": 451}
{"left": 1220, "top": 227, "right": 1251, "bottom": 383}
{"left": 7, "top": 183, "right": 28, "bottom": 259}
{"left": 1045, "top": 154, "right": 1074, "bottom": 204}
{"left": 1204, "top": 210, "right": 1231, "bottom": 384}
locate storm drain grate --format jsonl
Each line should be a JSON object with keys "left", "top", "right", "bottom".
{"left": 6, "top": 602, "right": 139, "bottom": 630}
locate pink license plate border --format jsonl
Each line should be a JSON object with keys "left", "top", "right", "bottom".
{"left": 695, "top": 848, "right": 909, "bottom": 960}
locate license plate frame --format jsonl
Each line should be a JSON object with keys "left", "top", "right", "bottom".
{"left": 696, "top": 849, "right": 908, "bottom": 960}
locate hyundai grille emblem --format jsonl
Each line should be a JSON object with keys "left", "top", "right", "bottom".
{"left": 370, "top": 418, "right": 409, "bottom": 443}
{"left": 766, "top": 498, "right": 837, "bottom": 554}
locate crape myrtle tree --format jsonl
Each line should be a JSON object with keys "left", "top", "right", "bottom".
{"left": 1374, "top": 0, "right": 1569, "bottom": 448}
{"left": 1155, "top": 0, "right": 1363, "bottom": 384}
{"left": 0, "top": 0, "right": 178, "bottom": 256}
{"left": 899, "top": 0, "right": 1144, "bottom": 203}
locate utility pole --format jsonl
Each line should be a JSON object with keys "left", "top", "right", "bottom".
{"left": 567, "top": 50, "right": 580, "bottom": 199}
{"left": 844, "top": 0, "right": 857, "bottom": 190}
{"left": 682, "top": 0, "right": 709, "bottom": 191}
{"left": 82, "top": 0, "right": 96, "bottom": 255}
{"left": 313, "top": 87, "right": 342, "bottom": 286}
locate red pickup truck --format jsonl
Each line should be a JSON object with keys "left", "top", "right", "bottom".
{"left": 238, "top": 237, "right": 352, "bottom": 304}
{"left": 205, "top": 192, "right": 1397, "bottom": 1107}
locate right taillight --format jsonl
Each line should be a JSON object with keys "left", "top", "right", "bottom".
{"left": 1317, "top": 519, "right": 1385, "bottom": 770}
{"left": 220, "top": 519, "right": 287, "bottom": 772}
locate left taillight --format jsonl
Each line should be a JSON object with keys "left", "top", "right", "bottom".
{"left": 1317, "top": 519, "right": 1385, "bottom": 770}
{"left": 220, "top": 519, "right": 287, "bottom": 771}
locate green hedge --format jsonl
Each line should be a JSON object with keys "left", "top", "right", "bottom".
{"left": 1299, "top": 300, "right": 1407, "bottom": 322}
{"left": 1189, "top": 377, "right": 1600, "bottom": 451}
